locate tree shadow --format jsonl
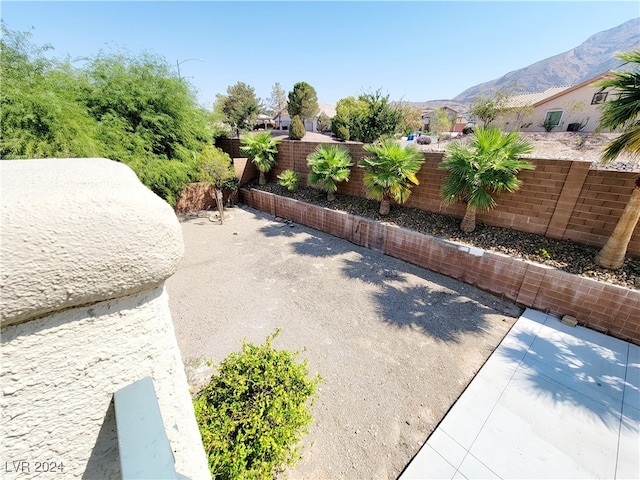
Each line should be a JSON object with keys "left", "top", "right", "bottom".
{"left": 498, "top": 328, "right": 638, "bottom": 432}
{"left": 340, "top": 255, "right": 508, "bottom": 343}
{"left": 257, "top": 224, "right": 518, "bottom": 343}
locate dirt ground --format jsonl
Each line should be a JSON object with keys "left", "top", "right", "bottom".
{"left": 166, "top": 206, "right": 522, "bottom": 479}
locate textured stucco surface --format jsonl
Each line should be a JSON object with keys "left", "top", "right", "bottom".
{"left": 0, "top": 286, "right": 210, "bottom": 479}
{"left": 0, "top": 158, "right": 185, "bottom": 327}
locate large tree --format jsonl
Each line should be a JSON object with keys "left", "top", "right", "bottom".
{"left": 332, "top": 90, "right": 402, "bottom": 143}
{"left": 217, "top": 82, "right": 261, "bottom": 138}
{"left": 594, "top": 50, "right": 640, "bottom": 270}
{"left": 287, "top": 82, "right": 319, "bottom": 125}
{"left": 267, "top": 82, "right": 287, "bottom": 116}
{"left": 0, "top": 24, "right": 214, "bottom": 206}
{"left": 440, "top": 125, "right": 535, "bottom": 232}
{"left": 0, "top": 25, "right": 100, "bottom": 158}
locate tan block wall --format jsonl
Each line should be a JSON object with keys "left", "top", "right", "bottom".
{"left": 220, "top": 138, "right": 639, "bottom": 257}
{"left": 241, "top": 189, "right": 640, "bottom": 344}
{"left": 564, "top": 170, "right": 640, "bottom": 252}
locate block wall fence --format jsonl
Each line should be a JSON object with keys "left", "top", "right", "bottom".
{"left": 240, "top": 188, "right": 640, "bottom": 345}
{"left": 216, "top": 138, "right": 640, "bottom": 257}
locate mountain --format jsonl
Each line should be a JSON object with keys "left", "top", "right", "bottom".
{"left": 452, "top": 18, "right": 640, "bottom": 105}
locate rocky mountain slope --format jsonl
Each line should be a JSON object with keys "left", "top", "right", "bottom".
{"left": 452, "top": 18, "right": 639, "bottom": 104}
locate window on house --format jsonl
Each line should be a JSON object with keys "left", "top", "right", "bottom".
{"left": 591, "top": 91, "right": 608, "bottom": 104}
{"left": 543, "top": 110, "right": 563, "bottom": 128}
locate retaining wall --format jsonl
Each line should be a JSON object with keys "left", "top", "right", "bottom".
{"left": 217, "top": 137, "right": 639, "bottom": 257}
{"left": 241, "top": 188, "right": 640, "bottom": 345}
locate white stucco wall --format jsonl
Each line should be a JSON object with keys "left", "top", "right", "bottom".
{"left": 0, "top": 158, "right": 210, "bottom": 479}
{"left": 1, "top": 287, "right": 210, "bottom": 479}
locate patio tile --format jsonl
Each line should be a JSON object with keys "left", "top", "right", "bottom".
{"left": 456, "top": 453, "right": 500, "bottom": 479}
{"left": 426, "top": 428, "right": 467, "bottom": 469}
{"left": 399, "top": 444, "right": 456, "bottom": 480}
{"left": 624, "top": 343, "right": 640, "bottom": 408}
{"left": 617, "top": 402, "right": 640, "bottom": 480}
{"left": 468, "top": 369, "right": 620, "bottom": 479}
{"left": 438, "top": 374, "right": 504, "bottom": 450}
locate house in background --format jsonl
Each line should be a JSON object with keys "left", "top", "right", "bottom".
{"left": 421, "top": 106, "right": 468, "bottom": 133}
{"left": 273, "top": 103, "right": 336, "bottom": 132}
{"left": 497, "top": 73, "right": 615, "bottom": 133}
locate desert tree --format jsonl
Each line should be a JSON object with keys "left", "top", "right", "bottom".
{"left": 287, "top": 81, "right": 319, "bottom": 127}
{"left": 217, "top": 82, "right": 261, "bottom": 138}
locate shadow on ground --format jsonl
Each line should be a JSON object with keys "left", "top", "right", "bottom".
{"left": 499, "top": 329, "right": 638, "bottom": 432}
{"left": 261, "top": 218, "right": 518, "bottom": 343}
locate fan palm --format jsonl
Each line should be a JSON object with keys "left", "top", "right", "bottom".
{"left": 441, "top": 125, "right": 535, "bottom": 232}
{"left": 307, "top": 144, "right": 354, "bottom": 201}
{"left": 240, "top": 131, "right": 281, "bottom": 185}
{"left": 359, "top": 140, "right": 425, "bottom": 215}
{"left": 595, "top": 49, "right": 640, "bottom": 269}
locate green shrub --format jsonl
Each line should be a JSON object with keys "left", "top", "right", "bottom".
{"left": 316, "top": 112, "right": 332, "bottom": 133}
{"left": 193, "top": 330, "right": 321, "bottom": 480}
{"left": 336, "top": 125, "right": 350, "bottom": 142}
{"left": 289, "top": 115, "right": 306, "bottom": 140}
{"left": 278, "top": 169, "right": 300, "bottom": 191}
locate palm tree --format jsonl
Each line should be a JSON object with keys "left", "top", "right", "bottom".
{"left": 359, "top": 140, "right": 425, "bottom": 215}
{"left": 240, "top": 131, "right": 281, "bottom": 185}
{"left": 440, "top": 125, "right": 534, "bottom": 232}
{"left": 594, "top": 49, "right": 640, "bottom": 269}
{"left": 307, "top": 144, "right": 354, "bottom": 201}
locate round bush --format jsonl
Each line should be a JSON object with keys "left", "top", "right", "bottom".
{"left": 416, "top": 135, "right": 432, "bottom": 145}
{"left": 336, "top": 125, "right": 350, "bottom": 142}
{"left": 289, "top": 115, "right": 306, "bottom": 140}
{"left": 193, "top": 330, "right": 321, "bottom": 479}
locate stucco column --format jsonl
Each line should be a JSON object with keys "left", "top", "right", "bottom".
{"left": 0, "top": 158, "right": 210, "bottom": 479}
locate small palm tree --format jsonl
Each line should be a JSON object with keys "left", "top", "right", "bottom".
{"left": 441, "top": 125, "right": 534, "bottom": 232}
{"left": 240, "top": 131, "right": 281, "bottom": 185}
{"left": 359, "top": 140, "right": 425, "bottom": 215}
{"left": 595, "top": 49, "right": 640, "bottom": 269}
{"left": 307, "top": 144, "right": 354, "bottom": 201}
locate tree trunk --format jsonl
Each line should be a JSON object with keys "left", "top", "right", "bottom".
{"left": 259, "top": 171, "right": 266, "bottom": 185}
{"left": 460, "top": 203, "right": 477, "bottom": 232}
{"left": 379, "top": 197, "right": 391, "bottom": 216}
{"left": 595, "top": 180, "right": 640, "bottom": 270}
{"left": 327, "top": 190, "right": 336, "bottom": 202}
{"left": 214, "top": 188, "right": 225, "bottom": 225}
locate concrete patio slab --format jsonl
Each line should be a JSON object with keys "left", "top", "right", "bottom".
{"left": 400, "top": 308, "right": 640, "bottom": 480}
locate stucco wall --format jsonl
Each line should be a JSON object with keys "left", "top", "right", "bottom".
{"left": 1, "top": 287, "right": 209, "bottom": 479}
{"left": 0, "top": 158, "right": 210, "bottom": 479}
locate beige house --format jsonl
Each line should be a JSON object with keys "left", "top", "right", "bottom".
{"left": 273, "top": 103, "right": 336, "bottom": 132}
{"left": 498, "top": 73, "right": 615, "bottom": 133}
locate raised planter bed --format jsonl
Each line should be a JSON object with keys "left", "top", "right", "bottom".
{"left": 240, "top": 187, "right": 640, "bottom": 345}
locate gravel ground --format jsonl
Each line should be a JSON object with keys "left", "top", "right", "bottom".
{"left": 251, "top": 183, "right": 640, "bottom": 290}
{"left": 166, "top": 206, "right": 522, "bottom": 479}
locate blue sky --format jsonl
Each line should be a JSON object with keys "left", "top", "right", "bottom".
{"left": 2, "top": 1, "right": 638, "bottom": 108}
